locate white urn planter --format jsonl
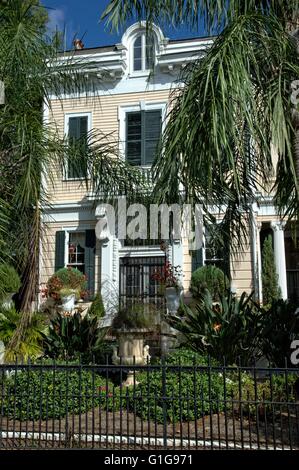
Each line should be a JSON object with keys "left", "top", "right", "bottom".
{"left": 112, "top": 329, "right": 151, "bottom": 386}
{"left": 165, "top": 286, "right": 182, "bottom": 315}
{"left": 60, "top": 294, "right": 76, "bottom": 312}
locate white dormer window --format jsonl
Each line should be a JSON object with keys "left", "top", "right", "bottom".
{"left": 132, "top": 32, "right": 155, "bottom": 72}
{"left": 121, "top": 22, "right": 164, "bottom": 76}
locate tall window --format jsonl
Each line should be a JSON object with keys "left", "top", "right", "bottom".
{"left": 133, "top": 32, "right": 155, "bottom": 72}
{"left": 66, "top": 115, "right": 89, "bottom": 179}
{"left": 126, "top": 109, "right": 162, "bottom": 166}
{"left": 68, "top": 232, "right": 85, "bottom": 273}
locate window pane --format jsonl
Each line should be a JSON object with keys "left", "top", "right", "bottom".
{"left": 134, "top": 58, "right": 142, "bottom": 71}
{"left": 133, "top": 36, "right": 142, "bottom": 71}
{"left": 68, "top": 233, "right": 85, "bottom": 272}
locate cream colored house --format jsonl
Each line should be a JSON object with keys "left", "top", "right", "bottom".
{"left": 40, "top": 22, "right": 299, "bottom": 316}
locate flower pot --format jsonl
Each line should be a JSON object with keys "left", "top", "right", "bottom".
{"left": 112, "top": 329, "right": 151, "bottom": 386}
{"left": 60, "top": 294, "right": 76, "bottom": 311}
{"left": 165, "top": 286, "right": 182, "bottom": 314}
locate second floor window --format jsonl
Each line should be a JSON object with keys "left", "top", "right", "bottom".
{"left": 67, "top": 115, "right": 88, "bottom": 179}
{"left": 126, "top": 109, "right": 162, "bottom": 166}
{"left": 133, "top": 32, "right": 155, "bottom": 72}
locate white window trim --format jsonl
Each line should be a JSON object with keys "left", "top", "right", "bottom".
{"left": 60, "top": 226, "right": 90, "bottom": 267}
{"left": 118, "top": 101, "right": 167, "bottom": 165}
{"left": 63, "top": 112, "right": 92, "bottom": 181}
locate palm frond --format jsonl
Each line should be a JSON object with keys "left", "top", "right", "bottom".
{"left": 101, "top": 0, "right": 299, "bottom": 33}
{"left": 151, "top": 13, "right": 299, "bottom": 251}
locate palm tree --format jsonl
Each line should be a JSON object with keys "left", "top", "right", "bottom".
{"left": 0, "top": 0, "right": 146, "bottom": 351}
{"left": 102, "top": 1, "right": 299, "bottom": 251}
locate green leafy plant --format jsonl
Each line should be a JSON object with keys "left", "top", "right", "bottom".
{"left": 59, "top": 287, "right": 80, "bottom": 300}
{"left": 260, "top": 299, "right": 299, "bottom": 367}
{"left": 112, "top": 298, "right": 158, "bottom": 330}
{"left": 0, "top": 360, "right": 115, "bottom": 420}
{"left": 0, "top": 307, "right": 46, "bottom": 361}
{"left": 168, "top": 290, "right": 264, "bottom": 365}
{"left": 262, "top": 235, "right": 281, "bottom": 305}
{"left": 0, "top": 263, "right": 21, "bottom": 300}
{"left": 43, "top": 312, "right": 108, "bottom": 363}
{"left": 227, "top": 371, "right": 298, "bottom": 416}
{"left": 46, "top": 267, "right": 87, "bottom": 301}
{"left": 190, "top": 265, "right": 229, "bottom": 301}
{"left": 124, "top": 349, "right": 225, "bottom": 423}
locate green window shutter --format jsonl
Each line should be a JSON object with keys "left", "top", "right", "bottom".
{"left": 68, "top": 116, "right": 88, "bottom": 178}
{"left": 55, "top": 231, "right": 65, "bottom": 272}
{"left": 143, "top": 110, "right": 162, "bottom": 165}
{"left": 192, "top": 248, "right": 203, "bottom": 272}
{"left": 126, "top": 110, "right": 162, "bottom": 166}
{"left": 126, "top": 112, "right": 142, "bottom": 166}
{"left": 85, "top": 229, "right": 96, "bottom": 297}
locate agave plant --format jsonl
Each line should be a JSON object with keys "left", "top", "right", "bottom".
{"left": 43, "top": 312, "right": 109, "bottom": 362}
{"left": 168, "top": 290, "right": 264, "bottom": 364}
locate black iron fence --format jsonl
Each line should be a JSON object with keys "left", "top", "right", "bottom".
{"left": 0, "top": 360, "right": 298, "bottom": 450}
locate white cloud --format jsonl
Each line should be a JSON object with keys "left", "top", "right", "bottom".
{"left": 47, "top": 7, "right": 78, "bottom": 48}
{"left": 47, "top": 8, "right": 65, "bottom": 34}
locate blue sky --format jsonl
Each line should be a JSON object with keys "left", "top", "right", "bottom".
{"left": 41, "top": 0, "right": 208, "bottom": 49}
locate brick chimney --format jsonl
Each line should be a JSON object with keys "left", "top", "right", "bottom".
{"left": 73, "top": 39, "right": 84, "bottom": 50}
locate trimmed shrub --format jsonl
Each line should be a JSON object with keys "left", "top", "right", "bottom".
{"left": 0, "top": 361, "right": 115, "bottom": 420}
{"left": 262, "top": 235, "right": 281, "bottom": 305}
{"left": 88, "top": 293, "right": 105, "bottom": 318}
{"left": 191, "top": 265, "right": 229, "bottom": 301}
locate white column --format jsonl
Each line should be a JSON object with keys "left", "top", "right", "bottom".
{"left": 96, "top": 205, "right": 119, "bottom": 323}
{"left": 271, "top": 221, "right": 287, "bottom": 300}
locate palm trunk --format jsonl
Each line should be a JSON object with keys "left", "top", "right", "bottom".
{"left": 289, "top": 17, "right": 299, "bottom": 183}
{"left": 7, "top": 206, "right": 41, "bottom": 353}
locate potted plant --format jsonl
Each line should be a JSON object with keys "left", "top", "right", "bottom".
{"left": 0, "top": 263, "right": 21, "bottom": 309}
{"left": 112, "top": 299, "right": 154, "bottom": 386}
{"left": 46, "top": 267, "right": 88, "bottom": 312}
{"left": 59, "top": 288, "right": 80, "bottom": 311}
{"left": 152, "top": 260, "right": 183, "bottom": 314}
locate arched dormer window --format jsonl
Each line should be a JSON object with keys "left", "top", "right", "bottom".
{"left": 133, "top": 32, "right": 155, "bottom": 72}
